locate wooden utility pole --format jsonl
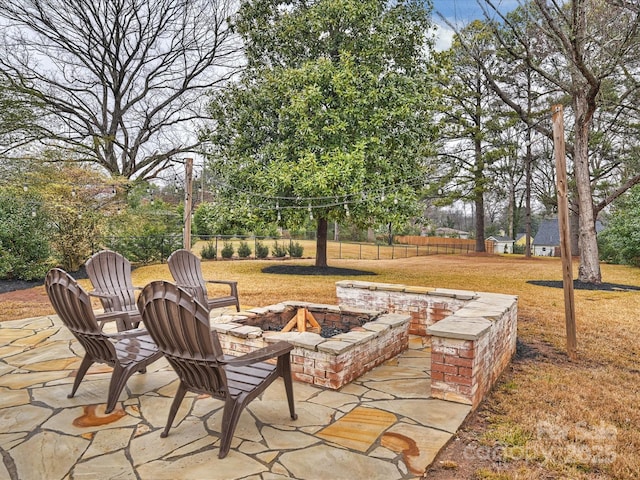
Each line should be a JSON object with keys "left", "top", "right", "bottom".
{"left": 552, "top": 105, "right": 577, "bottom": 360}
{"left": 183, "top": 157, "right": 193, "bottom": 250}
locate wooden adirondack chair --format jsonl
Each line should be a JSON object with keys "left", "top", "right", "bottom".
{"left": 167, "top": 248, "right": 240, "bottom": 312}
{"left": 137, "top": 280, "right": 297, "bottom": 459}
{"left": 44, "top": 268, "right": 163, "bottom": 413}
{"left": 85, "top": 249, "right": 142, "bottom": 331}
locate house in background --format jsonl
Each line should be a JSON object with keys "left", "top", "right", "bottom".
{"left": 486, "top": 235, "right": 515, "bottom": 254}
{"left": 515, "top": 233, "right": 528, "bottom": 248}
{"left": 434, "top": 227, "right": 470, "bottom": 239}
{"left": 532, "top": 219, "right": 560, "bottom": 256}
{"left": 532, "top": 218, "right": 606, "bottom": 256}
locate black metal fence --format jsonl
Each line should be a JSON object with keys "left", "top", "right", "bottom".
{"left": 98, "top": 233, "right": 478, "bottom": 263}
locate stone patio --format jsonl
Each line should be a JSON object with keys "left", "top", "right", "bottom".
{"left": 0, "top": 313, "right": 472, "bottom": 480}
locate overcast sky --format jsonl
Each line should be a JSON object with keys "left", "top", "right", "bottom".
{"left": 431, "top": 0, "right": 520, "bottom": 50}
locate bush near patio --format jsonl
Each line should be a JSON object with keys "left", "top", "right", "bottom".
{"left": 200, "top": 241, "right": 217, "bottom": 259}
{"left": 255, "top": 240, "right": 269, "bottom": 259}
{"left": 0, "top": 191, "right": 52, "bottom": 280}
{"left": 103, "top": 197, "right": 183, "bottom": 264}
{"left": 599, "top": 185, "right": 640, "bottom": 267}
{"left": 221, "top": 241, "right": 235, "bottom": 259}
{"left": 287, "top": 241, "right": 304, "bottom": 258}
{"left": 237, "top": 241, "right": 252, "bottom": 258}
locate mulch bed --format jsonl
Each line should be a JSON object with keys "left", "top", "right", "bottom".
{"left": 527, "top": 280, "right": 640, "bottom": 291}
{"left": 261, "top": 265, "right": 377, "bottom": 276}
{"left": 0, "top": 279, "right": 43, "bottom": 294}
{"left": 0, "top": 267, "right": 89, "bottom": 294}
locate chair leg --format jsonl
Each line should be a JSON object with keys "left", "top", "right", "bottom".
{"left": 115, "top": 317, "right": 127, "bottom": 332}
{"left": 161, "top": 382, "right": 188, "bottom": 438}
{"left": 105, "top": 364, "right": 137, "bottom": 414}
{"left": 279, "top": 355, "right": 297, "bottom": 420}
{"left": 218, "top": 397, "right": 246, "bottom": 458}
{"left": 68, "top": 355, "right": 94, "bottom": 399}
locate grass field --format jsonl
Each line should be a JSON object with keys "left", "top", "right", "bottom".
{"left": 2, "top": 252, "right": 639, "bottom": 478}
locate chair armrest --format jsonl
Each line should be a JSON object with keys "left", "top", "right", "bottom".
{"left": 89, "top": 290, "right": 124, "bottom": 311}
{"left": 95, "top": 310, "right": 123, "bottom": 322}
{"left": 205, "top": 280, "right": 238, "bottom": 296}
{"left": 107, "top": 327, "right": 150, "bottom": 340}
{"left": 222, "top": 341, "right": 293, "bottom": 367}
{"left": 205, "top": 280, "right": 238, "bottom": 287}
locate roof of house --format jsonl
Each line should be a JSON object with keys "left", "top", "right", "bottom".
{"left": 533, "top": 219, "right": 559, "bottom": 246}
{"left": 486, "top": 235, "right": 514, "bottom": 243}
{"left": 533, "top": 218, "right": 606, "bottom": 247}
{"left": 434, "top": 227, "right": 470, "bottom": 239}
{"left": 435, "top": 227, "right": 469, "bottom": 235}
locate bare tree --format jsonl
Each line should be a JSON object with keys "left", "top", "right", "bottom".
{"left": 0, "top": 0, "right": 242, "bottom": 180}
{"left": 461, "top": 0, "right": 640, "bottom": 283}
{"left": 437, "top": 21, "right": 512, "bottom": 252}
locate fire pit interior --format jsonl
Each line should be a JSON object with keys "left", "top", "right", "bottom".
{"left": 237, "top": 304, "right": 386, "bottom": 338}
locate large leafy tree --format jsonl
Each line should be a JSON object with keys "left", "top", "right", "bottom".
{"left": 205, "top": 0, "right": 440, "bottom": 267}
{"left": 0, "top": 0, "right": 241, "bottom": 180}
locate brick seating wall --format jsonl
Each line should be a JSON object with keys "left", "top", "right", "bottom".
{"left": 335, "top": 280, "right": 518, "bottom": 409}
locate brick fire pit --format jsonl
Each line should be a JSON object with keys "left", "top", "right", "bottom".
{"left": 210, "top": 280, "right": 517, "bottom": 408}
{"left": 210, "top": 301, "right": 410, "bottom": 389}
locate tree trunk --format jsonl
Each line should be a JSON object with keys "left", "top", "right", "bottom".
{"left": 315, "top": 217, "right": 328, "bottom": 268}
{"left": 473, "top": 66, "right": 485, "bottom": 253}
{"left": 507, "top": 176, "right": 515, "bottom": 240}
{"left": 474, "top": 140, "right": 486, "bottom": 253}
{"left": 525, "top": 139, "right": 532, "bottom": 257}
{"left": 569, "top": 209, "right": 580, "bottom": 255}
{"left": 475, "top": 193, "right": 485, "bottom": 252}
{"left": 573, "top": 92, "right": 601, "bottom": 283}
{"left": 524, "top": 83, "right": 532, "bottom": 258}
{"left": 367, "top": 228, "right": 376, "bottom": 243}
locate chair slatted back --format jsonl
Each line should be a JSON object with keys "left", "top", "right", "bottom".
{"left": 86, "top": 249, "right": 137, "bottom": 313}
{"left": 137, "top": 281, "right": 229, "bottom": 398}
{"left": 167, "top": 249, "right": 209, "bottom": 307}
{"left": 45, "top": 268, "right": 117, "bottom": 364}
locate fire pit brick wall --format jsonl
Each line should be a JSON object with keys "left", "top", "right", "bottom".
{"left": 335, "top": 281, "right": 472, "bottom": 335}
{"left": 210, "top": 307, "right": 410, "bottom": 390}
{"left": 336, "top": 281, "right": 518, "bottom": 409}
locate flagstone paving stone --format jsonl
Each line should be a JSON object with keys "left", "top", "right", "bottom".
{"left": 82, "top": 426, "right": 136, "bottom": 458}
{"left": 316, "top": 406, "right": 397, "bottom": 452}
{"left": 10, "top": 430, "right": 89, "bottom": 480}
{"left": 279, "top": 444, "right": 403, "bottom": 480}
{"left": 363, "top": 378, "right": 432, "bottom": 398}
{"left": 371, "top": 398, "right": 472, "bottom": 433}
{"left": 0, "top": 387, "right": 29, "bottom": 409}
{"left": 382, "top": 423, "right": 453, "bottom": 475}
{"left": 208, "top": 407, "right": 264, "bottom": 443}
{"left": 73, "top": 450, "right": 138, "bottom": 480}
{"left": 0, "top": 314, "right": 474, "bottom": 479}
